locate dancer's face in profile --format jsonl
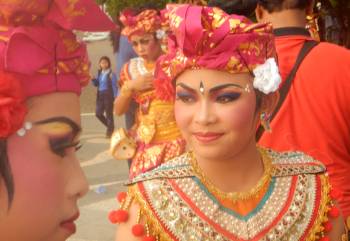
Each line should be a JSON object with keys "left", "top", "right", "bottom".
{"left": 0, "top": 92, "right": 88, "bottom": 241}
{"left": 174, "top": 69, "right": 260, "bottom": 161}
{"left": 130, "top": 33, "right": 162, "bottom": 62}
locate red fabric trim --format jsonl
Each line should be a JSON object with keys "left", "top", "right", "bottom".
{"left": 256, "top": 176, "right": 298, "bottom": 239}
{"left": 299, "top": 175, "right": 322, "bottom": 241}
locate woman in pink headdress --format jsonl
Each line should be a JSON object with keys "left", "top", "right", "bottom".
{"left": 110, "top": 5, "right": 348, "bottom": 241}
{"left": 0, "top": 1, "right": 114, "bottom": 240}
{"left": 113, "top": 8, "right": 186, "bottom": 179}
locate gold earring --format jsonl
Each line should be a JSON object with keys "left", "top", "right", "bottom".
{"left": 260, "top": 112, "right": 272, "bottom": 133}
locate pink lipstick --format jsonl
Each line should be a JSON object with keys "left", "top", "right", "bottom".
{"left": 60, "top": 212, "right": 79, "bottom": 234}
{"left": 193, "top": 132, "right": 223, "bottom": 143}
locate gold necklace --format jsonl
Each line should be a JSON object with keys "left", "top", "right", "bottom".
{"left": 190, "top": 147, "right": 273, "bottom": 203}
{"left": 143, "top": 60, "right": 155, "bottom": 72}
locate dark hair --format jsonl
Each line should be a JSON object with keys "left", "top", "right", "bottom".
{"left": 0, "top": 139, "right": 14, "bottom": 207}
{"left": 99, "top": 56, "right": 111, "bottom": 69}
{"left": 138, "top": 3, "right": 160, "bottom": 12}
{"left": 255, "top": 89, "right": 265, "bottom": 112}
{"left": 208, "top": 0, "right": 258, "bottom": 16}
{"left": 258, "top": 0, "right": 312, "bottom": 13}
{"left": 123, "top": 3, "right": 160, "bottom": 18}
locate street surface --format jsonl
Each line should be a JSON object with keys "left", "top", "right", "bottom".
{"left": 68, "top": 38, "right": 126, "bottom": 241}
{"left": 68, "top": 114, "right": 127, "bottom": 241}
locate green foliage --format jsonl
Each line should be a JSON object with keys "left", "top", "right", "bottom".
{"left": 328, "top": 0, "right": 338, "bottom": 7}
{"left": 95, "top": 0, "right": 106, "bottom": 5}
{"left": 318, "top": 0, "right": 350, "bottom": 47}
{"left": 100, "top": 0, "right": 175, "bottom": 21}
{"left": 96, "top": 0, "right": 349, "bottom": 47}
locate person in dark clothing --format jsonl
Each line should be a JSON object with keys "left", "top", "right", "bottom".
{"left": 207, "top": 0, "right": 257, "bottom": 16}
{"left": 92, "top": 56, "right": 118, "bottom": 138}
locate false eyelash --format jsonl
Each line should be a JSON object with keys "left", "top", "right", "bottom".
{"left": 51, "top": 141, "right": 82, "bottom": 157}
{"left": 215, "top": 93, "right": 241, "bottom": 103}
{"left": 176, "top": 92, "right": 197, "bottom": 102}
{"left": 61, "top": 141, "right": 82, "bottom": 151}
{"left": 75, "top": 143, "right": 83, "bottom": 151}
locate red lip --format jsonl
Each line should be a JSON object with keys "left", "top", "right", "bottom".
{"left": 60, "top": 212, "right": 79, "bottom": 234}
{"left": 193, "top": 132, "right": 224, "bottom": 143}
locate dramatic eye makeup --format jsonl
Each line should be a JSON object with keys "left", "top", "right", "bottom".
{"left": 209, "top": 83, "right": 244, "bottom": 104}
{"left": 175, "top": 83, "right": 198, "bottom": 103}
{"left": 214, "top": 92, "right": 242, "bottom": 103}
{"left": 34, "top": 117, "right": 82, "bottom": 157}
{"left": 49, "top": 134, "right": 82, "bottom": 157}
{"left": 176, "top": 91, "right": 197, "bottom": 103}
{"left": 175, "top": 82, "right": 244, "bottom": 104}
{"left": 140, "top": 38, "right": 151, "bottom": 45}
{"left": 132, "top": 37, "right": 152, "bottom": 48}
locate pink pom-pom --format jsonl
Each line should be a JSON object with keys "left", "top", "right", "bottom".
{"left": 116, "top": 192, "right": 127, "bottom": 203}
{"left": 330, "top": 189, "right": 342, "bottom": 200}
{"left": 108, "top": 209, "right": 129, "bottom": 224}
{"left": 328, "top": 206, "right": 340, "bottom": 218}
{"left": 143, "top": 236, "right": 157, "bottom": 241}
{"left": 132, "top": 224, "right": 145, "bottom": 237}
{"left": 319, "top": 237, "right": 330, "bottom": 241}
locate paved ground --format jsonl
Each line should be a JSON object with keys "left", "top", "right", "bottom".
{"left": 68, "top": 114, "right": 127, "bottom": 241}
{"left": 68, "top": 38, "right": 126, "bottom": 241}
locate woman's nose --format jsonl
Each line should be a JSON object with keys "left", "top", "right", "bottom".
{"left": 67, "top": 156, "right": 89, "bottom": 199}
{"left": 137, "top": 43, "right": 145, "bottom": 53}
{"left": 194, "top": 100, "right": 216, "bottom": 126}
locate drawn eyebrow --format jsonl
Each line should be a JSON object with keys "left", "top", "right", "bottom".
{"left": 176, "top": 82, "right": 243, "bottom": 93}
{"left": 175, "top": 83, "right": 196, "bottom": 92}
{"left": 209, "top": 83, "right": 244, "bottom": 93}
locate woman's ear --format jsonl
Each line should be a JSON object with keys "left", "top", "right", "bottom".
{"left": 260, "top": 91, "right": 280, "bottom": 116}
{"left": 255, "top": 4, "right": 264, "bottom": 23}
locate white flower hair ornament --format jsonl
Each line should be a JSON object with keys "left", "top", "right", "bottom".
{"left": 252, "top": 58, "right": 281, "bottom": 94}
{"left": 155, "top": 29, "right": 166, "bottom": 40}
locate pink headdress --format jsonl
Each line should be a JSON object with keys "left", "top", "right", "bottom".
{"left": 120, "top": 9, "right": 162, "bottom": 38}
{"left": 0, "top": 0, "right": 115, "bottom": 138}
{"left": 154, "top": 4, "right": 278, "bottom": 101}
{"left": 0, "top": 0, "right": 115, "bottom": 30}
{"left": 0, "top": 0, "right": 115, "bottom": 98}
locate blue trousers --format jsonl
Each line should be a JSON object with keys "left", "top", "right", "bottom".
{"left": 95, "top": 90, "right": 114, "bottom": 135}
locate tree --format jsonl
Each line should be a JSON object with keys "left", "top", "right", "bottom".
{"left": 98, "top": 0, "right": 207, "bottom": 22}
{"left": 106, "top": 0, "right": 168, "bottom": 21}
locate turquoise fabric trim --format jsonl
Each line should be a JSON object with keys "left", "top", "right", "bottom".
{"left": 192, "top": 177, "right": 276, "bottom": 221}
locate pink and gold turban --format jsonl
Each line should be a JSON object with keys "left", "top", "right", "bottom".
{"left": 120, "top": 9, "right": 162, "bottom": 38}
{"left": 0, "top": 0, "right": 115, "bottom": 138}
{"left": 154, "top": 4, "right": 277, "bottom": 101}
{"left": 0, "top": 0, "right": 115, "bottom": 98}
